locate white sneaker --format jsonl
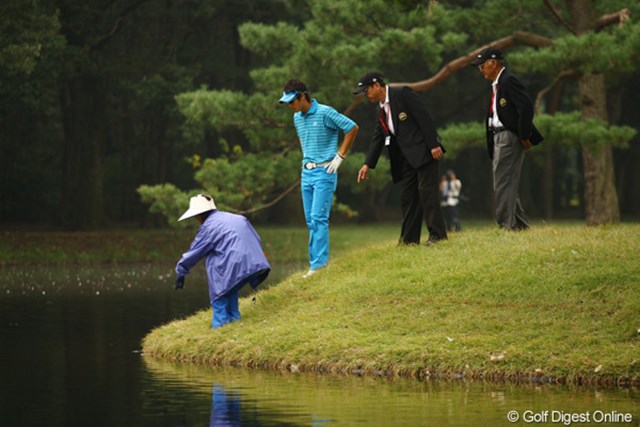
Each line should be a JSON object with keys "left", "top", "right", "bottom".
{"left": 302, "top": 269, "right": 317, "bottom": 279}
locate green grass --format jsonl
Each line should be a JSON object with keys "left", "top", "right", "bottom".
{"left": 142, "top": 223, "right": 640, "bottom": 386}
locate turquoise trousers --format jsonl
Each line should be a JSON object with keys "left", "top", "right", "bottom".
{"left": 301, "top": 167, "right": 337, "bottom": 271}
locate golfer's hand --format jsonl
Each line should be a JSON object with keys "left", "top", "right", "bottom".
{"left": 175, "top": 275, "right": 185, "bottom": 290}
{"left": 358, "top": 165, "right": 369, "bottom": 183}
{"left": 431, "top": 146, "right": 444, "bottom": 160}
{"left": 325, "top": 153, "right": 344, "bottom": 174}
{"left": 520, "top": 139, "right": 533, "bottom": 149}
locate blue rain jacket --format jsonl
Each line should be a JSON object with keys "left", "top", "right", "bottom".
{"left": 176, "top": 211, "right": 271, "bottom": 304}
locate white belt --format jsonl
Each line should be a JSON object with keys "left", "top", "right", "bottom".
{"left": 304, "top": 161, "right": 330, "bottom": 170}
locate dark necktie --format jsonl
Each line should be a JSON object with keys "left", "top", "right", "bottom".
{"left": 379, "top": 106, "right": 390, "bottom": 135}
{"left": 490, "top": 84, "right": 499, "bottom": 114}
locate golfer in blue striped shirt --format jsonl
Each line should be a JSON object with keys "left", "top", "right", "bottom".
{"left": 280, "top": 79, "right": 359, "bottom": 278}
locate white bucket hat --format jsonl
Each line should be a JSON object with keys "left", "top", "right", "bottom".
{"left": 178, "top": 194, "right": 217, "bottom": 221}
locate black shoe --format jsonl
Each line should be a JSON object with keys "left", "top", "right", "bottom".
{"left": 423, "top": 237, "right": 446, "bottom": 246}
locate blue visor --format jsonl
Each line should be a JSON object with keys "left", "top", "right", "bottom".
{"left": 279, "top": 91, "right": 299, "bottom": 104}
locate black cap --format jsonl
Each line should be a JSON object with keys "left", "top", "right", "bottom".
{"left": 470, "top": 47, "right": 504, "bottom": 66}
{"left": 352, "top": 71, "right": 384, "bottom": 95}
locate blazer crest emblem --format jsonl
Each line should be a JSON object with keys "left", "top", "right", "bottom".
{"left": 499, "top": 98, "right": 507, "bottom": 107}
{"left": 398, "top": 112, "right": 408, "bottom": 121}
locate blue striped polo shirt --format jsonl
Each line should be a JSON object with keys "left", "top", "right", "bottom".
{"left": 293, "top": 99, "right": 356, "bottom": 165}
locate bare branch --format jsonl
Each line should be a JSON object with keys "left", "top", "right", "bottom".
{"left": 347, "top": 7, "right": 629, "bottom": 100}
{"left": 595, "top": 8, "right": 630, "bottom": 32}
{"left": 544, "top": 0, "right": 576, "bottom": 34}
{"left": 94, "top": 17, "right": 123, "bottom": 48}
{"left": 344, "top": 96, "right": 363, "bottom": 117}
{"left": 94, "top": 0, "right": 151, "bottom": 49}
{"left": 391, "top": 31, "right": 553, "bottom": 93}
{"left": 534, "top": 70, "right": 579, "bottom": 113}
{"left": 236, "top": 178, "right": 301, "bottom": 216}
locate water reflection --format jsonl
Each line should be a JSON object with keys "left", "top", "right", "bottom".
{"left": 211, "top": 384, "right": 242, "bottom": 426}
{"left": 0, "top": 261, "right": 302, "bottom": 298}
{"left": 0, "top": 262, "right": 304, "bottom": 426}
{"left": 208, "top": 384, "right": 317, "bottom": 427}
{"left": 142, "top": 358, "right": 640, "bottom": 427}
{"left": 1, "top": 263, "right": 639, "bottom": 426}
{"left": 143, "top": 358, "right": 317, "bottom": 426}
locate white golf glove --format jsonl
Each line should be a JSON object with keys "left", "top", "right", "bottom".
{"left": 325, "top": 153, "right": 344, "bottom": 174}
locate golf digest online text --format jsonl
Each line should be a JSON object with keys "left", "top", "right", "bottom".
{"left": 506, "top": 410, "right": 634, "bottom": 425}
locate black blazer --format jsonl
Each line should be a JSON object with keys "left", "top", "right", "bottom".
{"left": 485, "top": 69, "right": 544, "bottom": 159}
{"left": 365, "top": 86, "right": 443, "bottom": 183}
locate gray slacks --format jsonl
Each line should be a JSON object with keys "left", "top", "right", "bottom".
{"left": 492, "top": 130, "right": 529, "bottom": 230}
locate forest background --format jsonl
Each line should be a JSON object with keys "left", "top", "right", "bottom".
{"left": 1, "top": 0, "right": 639, "bottom": 230}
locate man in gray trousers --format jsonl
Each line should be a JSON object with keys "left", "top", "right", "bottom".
{"left": 472, "top": 47, "right": 543, "bottom": 230}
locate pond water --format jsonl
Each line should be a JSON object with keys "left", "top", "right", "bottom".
{"left": 0, "top": 263, "right": 638, "bottom": 426}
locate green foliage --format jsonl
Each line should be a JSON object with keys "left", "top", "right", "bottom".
{"left": 516, "top": 25, "right": 640, "bottom": 76}
{"left": 535, "top": 113, "right": 637, "bottom": 149}
{"left": 450, "top": 0, "right": 554, "bottom": 41}
{"left": 128, "top": 65, "right": 194, "bottom": 113}
{"left": 176, "top": 89, "right": 292, "bottom": 152}
{"left": 440, "top": 113, "right": 637, "bottom": 155}
{"left": 441, "top": 31, "right": 468, "bottom": 51}
{"left": 2, "top": 0, "right": 640, "bottom": 228}
{"left": 239, "top": 22, "right": 299, "bottom": 60}
{"left": 168, "top": 0, "right": 456, "bottom": 220}
{"left": 0, "top": 1, "right": 63, "bottom": 76}
{"left": 137, "top": 184, "right": 191, "bottom": 228}
{"left": 336, "top": 153, "right": 393, "bottom": 220}
{"left": 339, "top": 153, "right": 390, "bottom": 194}
{"left": 136, "top": 151, "right": 392, "bottom": 225}
{"left": 137, "top": 152, "right": 302, "bottom": 225}
{"left": 0, "top": 0, "right": 65, "bottom": 108}
{"left": 137, "top": 0, "right": 640, "bottom": 225}
{"left": 194, "top": 153, "right": 300, "bottom": 210}
{"left": 185, "top": 0, "right": 453, "bottom": 124}
{"left": 439, "top": 122, "right": 485, "bottom": 157}
{"left": 178, "top": 89, "right": 250, "bottom": 132}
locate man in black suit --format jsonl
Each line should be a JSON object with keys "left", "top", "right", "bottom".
{"left": 472, "top": 47, "right": 543, "bottom": 230}
{"left": 353, "top": 71, "right": 447, "bottom": 245}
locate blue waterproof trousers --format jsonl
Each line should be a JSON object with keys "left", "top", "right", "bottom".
{"left": 211, "top": 288, "right": 240, "bottom": 329}
{"left": 210, "top": 269, "right": 269, "bottom": 329}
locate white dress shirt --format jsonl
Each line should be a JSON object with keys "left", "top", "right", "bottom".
{"left": 379, "top": 86, "right": 396, "bottom": 135}
{"left": 489, "top": 67, "right": 506, "bottom": 128}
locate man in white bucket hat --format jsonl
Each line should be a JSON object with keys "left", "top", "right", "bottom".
{"left": 175, "top": 194, "right": 271, "bottom": 329}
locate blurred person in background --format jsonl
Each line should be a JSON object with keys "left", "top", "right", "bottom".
{"left": 440, "top": 169, "right": 462, "bottom": 232}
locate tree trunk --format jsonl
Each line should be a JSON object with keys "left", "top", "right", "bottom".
{"left": 568, "top": 0, "right": 620, "bottom": 225}
{"left": 58, "top": 75, "right": 105, "bottom": 229}
{"left": 542, "top": 84, "right": 563, "bottom": 220}
{"left": 578, "top": 74, "right": 620, "bottom": 224}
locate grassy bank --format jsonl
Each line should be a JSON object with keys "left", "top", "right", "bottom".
{"left": 142, "top": 224, "right": 640, "bottom": 386}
